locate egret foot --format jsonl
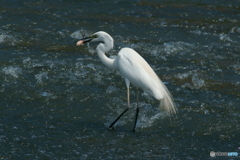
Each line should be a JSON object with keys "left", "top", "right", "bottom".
{"left": 108, "top": 125, "right": 116, "bottom": 130}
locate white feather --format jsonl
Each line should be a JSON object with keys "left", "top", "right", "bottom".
{"left": 117, "top": 48, "right": 177, "bottom": 115}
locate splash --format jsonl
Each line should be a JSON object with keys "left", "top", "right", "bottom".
{"left": 2, "top": 66, "right": 22, "bottom": 78}
{"left": 35, "top": 72, "right": 49, "bottom": 84}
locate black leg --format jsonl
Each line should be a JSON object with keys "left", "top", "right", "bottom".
{"left": 109, "top": 87, "right": 131, "bottom": 130}
{"left": 132, "top": 106, "right": 139, "bottom": 132}
{"left": 132, "top": 91, "right": 139, "bottom": 132}
{"left": 109, "top": 107, "right": 129, "bottom": 129}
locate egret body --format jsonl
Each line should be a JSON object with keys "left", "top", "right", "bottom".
{"left": 76, "top": 31, "right": 177, "bottom": 132}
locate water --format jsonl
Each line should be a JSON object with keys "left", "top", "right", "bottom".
{"left": 1, "top": 0, "right": 240, "bottom": 159}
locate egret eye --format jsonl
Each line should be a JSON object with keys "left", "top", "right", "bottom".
{"left": 92, "top": 34, "right": 98, "bottom": 38}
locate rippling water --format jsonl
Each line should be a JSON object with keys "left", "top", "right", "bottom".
{"left": 1, "top": 0, "right": 240, "bottom": 159}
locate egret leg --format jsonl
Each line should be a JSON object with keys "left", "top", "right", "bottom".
{"left": 109, "top": 87, "right": 130, "bottom": 129}
{"left": 109, "top": 107, "right": 129, "bottom": 129}
{"left": 132, "top": 90, "right": 139, "bottom": 132}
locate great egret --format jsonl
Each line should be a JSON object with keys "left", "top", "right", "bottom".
{"left": 76, "top": 31, "right": 177, "bottom": 132}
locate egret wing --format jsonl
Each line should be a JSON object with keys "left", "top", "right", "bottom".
{"left": 117, "top": 48, "right": 164, "bottom": 99}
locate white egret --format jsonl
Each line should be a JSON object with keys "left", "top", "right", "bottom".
{"left": 76, "top": 31, "right": 177, "bottom": 132}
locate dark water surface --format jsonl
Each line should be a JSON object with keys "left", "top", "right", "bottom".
{"left": 1, "top": 0, "right": 240, "bottom": 159}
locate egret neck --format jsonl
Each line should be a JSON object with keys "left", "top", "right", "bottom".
{"left": 96, "top": 39, "right": 118, "bottom": 70}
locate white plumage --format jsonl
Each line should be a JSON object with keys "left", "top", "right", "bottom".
{"left": 76, "top": 31, "right": 177, "bottom": 131}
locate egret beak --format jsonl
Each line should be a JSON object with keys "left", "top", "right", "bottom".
{"left": 75, "top": 36, "right": 94, "bottom": 46}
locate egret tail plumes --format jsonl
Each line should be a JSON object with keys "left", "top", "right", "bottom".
{"left": 159, "top": 81, "right": 177, "bottom": 116}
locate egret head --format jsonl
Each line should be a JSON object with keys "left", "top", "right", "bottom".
{"left": 76, "top": 31, "right": 113, "bottom": 48}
